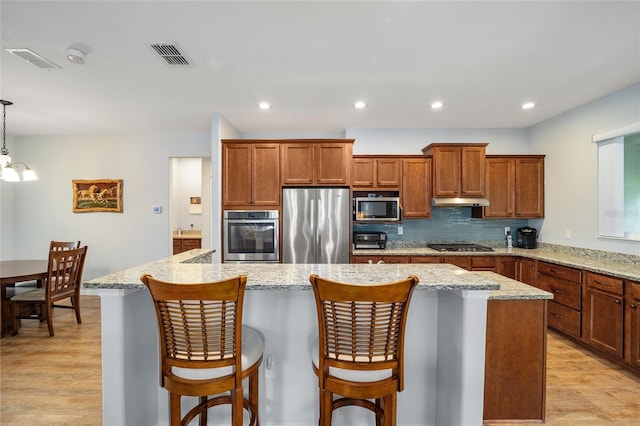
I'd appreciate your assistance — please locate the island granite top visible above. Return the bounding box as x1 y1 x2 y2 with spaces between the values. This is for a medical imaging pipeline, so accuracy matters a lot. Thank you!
84 249 501 292
83 250 556 300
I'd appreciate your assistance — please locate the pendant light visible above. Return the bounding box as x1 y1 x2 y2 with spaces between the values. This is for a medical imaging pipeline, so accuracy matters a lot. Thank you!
0 100 38 182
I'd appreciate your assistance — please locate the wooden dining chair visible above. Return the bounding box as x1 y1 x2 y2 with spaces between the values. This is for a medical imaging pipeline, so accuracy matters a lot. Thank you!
309 273 419 426
9 240 81 293
11 245 88 337
141 274 263 426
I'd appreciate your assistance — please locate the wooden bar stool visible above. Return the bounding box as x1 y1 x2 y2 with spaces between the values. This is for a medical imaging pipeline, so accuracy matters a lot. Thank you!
141 274 263 426
309 273 419 426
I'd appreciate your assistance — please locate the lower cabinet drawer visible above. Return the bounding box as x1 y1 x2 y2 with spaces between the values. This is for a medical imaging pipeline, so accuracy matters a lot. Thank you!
537 275 581 310
548 300 581 338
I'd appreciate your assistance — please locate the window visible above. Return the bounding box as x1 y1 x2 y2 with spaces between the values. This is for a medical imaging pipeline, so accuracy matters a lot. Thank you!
595 123 640 240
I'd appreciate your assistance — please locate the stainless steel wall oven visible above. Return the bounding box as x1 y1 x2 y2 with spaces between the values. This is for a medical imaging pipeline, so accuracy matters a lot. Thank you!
223 210 279 263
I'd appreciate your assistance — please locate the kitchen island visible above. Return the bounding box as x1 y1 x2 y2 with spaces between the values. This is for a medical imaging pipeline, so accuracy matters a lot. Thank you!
84 250 535 426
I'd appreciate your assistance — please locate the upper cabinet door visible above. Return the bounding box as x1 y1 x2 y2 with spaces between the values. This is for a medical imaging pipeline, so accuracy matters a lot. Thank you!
460 146 486 197
483 157 516 218
515 157 544 218
401 157 431 218
222 143 252 206
315 143 351 185
431 145 461 197
251 144 281 205
352 157 375 187
280 144 315 185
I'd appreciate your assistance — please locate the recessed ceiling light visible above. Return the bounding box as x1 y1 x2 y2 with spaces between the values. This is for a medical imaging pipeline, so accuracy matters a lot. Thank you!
521 102 536 110
430 101 444 109
354 101 366 109
258 102 271 110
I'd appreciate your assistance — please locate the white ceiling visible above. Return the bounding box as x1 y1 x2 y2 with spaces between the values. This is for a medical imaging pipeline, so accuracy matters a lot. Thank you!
1 1 639 136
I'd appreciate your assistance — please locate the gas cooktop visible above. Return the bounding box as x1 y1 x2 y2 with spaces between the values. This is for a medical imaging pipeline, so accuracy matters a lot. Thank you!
427 243 494 252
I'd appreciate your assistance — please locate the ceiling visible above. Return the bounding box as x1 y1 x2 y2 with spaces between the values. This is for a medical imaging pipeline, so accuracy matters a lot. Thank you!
1 1 639 136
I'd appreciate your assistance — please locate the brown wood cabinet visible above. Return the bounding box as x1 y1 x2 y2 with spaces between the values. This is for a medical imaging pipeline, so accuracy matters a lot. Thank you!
583 272 624 358
497 256 517 279
422 143 487 198
484 298 547 423
222 141 280 207
628 282 640 368
516 258 536 286
474 156 545 218
281 140 353 186
352 156 401 189
401 157 431 218
537 261 582 339
409 256 441 264
173 238 201 255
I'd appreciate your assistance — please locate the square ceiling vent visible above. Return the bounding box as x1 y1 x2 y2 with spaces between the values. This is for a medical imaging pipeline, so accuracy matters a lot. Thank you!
148 43 192 66
4 48 61 69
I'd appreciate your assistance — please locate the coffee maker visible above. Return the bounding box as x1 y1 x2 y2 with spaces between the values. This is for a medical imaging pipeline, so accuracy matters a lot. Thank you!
516 227 537 249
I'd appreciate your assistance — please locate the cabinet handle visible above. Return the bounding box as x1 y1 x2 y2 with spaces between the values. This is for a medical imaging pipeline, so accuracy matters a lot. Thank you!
594 280 612 287
549 268 563 276
615 299 621 304
631 304 637 309
551 313 562 319
551 287 564 295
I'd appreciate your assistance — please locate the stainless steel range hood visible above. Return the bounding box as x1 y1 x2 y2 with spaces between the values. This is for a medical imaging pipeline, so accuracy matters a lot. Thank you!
431 197 490 207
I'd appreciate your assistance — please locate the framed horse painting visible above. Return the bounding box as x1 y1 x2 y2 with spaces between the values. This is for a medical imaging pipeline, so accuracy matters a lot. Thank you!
72 179 123 213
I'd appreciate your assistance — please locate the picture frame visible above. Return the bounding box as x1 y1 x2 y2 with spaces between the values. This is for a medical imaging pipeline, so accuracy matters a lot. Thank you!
72 179 123 213
189 196 202 214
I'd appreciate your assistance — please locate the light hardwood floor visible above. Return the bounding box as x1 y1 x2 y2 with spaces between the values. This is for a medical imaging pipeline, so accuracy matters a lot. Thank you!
1 296 639 425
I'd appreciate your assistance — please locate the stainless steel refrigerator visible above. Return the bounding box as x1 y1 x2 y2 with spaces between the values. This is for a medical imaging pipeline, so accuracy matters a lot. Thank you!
282 187 350 264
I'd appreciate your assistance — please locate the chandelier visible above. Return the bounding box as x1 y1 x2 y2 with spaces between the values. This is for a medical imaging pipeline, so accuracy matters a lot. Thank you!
0 100 38 182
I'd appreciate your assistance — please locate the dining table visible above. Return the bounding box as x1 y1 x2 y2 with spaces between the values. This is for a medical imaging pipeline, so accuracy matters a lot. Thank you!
0 260 48 337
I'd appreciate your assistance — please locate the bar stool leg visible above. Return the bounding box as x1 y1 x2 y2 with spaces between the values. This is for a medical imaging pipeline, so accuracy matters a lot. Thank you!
232 388 243 425
383 393 397 426
198 396 207 426
320 389 333 426
169 393 181 426
249 370 260 425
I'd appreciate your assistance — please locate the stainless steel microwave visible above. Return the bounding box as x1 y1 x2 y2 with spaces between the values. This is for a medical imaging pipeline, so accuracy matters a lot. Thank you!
353 197 401 222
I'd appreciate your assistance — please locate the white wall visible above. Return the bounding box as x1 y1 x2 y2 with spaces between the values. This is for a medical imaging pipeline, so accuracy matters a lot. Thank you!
0 133 210 280
346 128 530 155
528 83 640 255
170 157 204 232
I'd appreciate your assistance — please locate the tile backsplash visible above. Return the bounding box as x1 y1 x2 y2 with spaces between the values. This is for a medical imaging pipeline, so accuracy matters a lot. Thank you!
353 207 529 243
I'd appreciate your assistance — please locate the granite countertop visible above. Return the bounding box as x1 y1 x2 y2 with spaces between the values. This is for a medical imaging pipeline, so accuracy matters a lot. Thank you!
478 272 552 300
353 244 640 282
172 230 202 239
84 249 500 292
83 249 556 300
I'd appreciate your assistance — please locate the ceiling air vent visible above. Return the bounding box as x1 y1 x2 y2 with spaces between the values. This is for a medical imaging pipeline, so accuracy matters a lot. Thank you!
4 48 61 69
149 43 192 66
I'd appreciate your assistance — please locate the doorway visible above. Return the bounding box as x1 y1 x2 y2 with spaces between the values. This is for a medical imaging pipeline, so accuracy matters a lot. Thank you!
169 157 211 254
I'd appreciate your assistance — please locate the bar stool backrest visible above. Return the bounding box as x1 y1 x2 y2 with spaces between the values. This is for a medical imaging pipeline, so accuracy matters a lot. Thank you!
310 274 419 391
141 274 247 385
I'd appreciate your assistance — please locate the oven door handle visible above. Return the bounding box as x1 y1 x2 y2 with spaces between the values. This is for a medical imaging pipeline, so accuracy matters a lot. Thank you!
224 219 277 224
